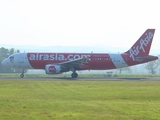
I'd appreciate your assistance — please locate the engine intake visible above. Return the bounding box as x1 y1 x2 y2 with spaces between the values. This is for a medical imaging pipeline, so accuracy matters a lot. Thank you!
45 65 61 74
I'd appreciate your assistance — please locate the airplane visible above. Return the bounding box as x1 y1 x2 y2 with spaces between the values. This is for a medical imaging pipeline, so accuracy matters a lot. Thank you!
1 29 158 78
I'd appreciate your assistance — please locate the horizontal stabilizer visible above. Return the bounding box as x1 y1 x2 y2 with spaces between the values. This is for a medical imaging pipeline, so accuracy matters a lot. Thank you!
135 55 157 62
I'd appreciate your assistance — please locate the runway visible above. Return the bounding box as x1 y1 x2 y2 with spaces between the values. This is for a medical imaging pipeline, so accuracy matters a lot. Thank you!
0 76 160 81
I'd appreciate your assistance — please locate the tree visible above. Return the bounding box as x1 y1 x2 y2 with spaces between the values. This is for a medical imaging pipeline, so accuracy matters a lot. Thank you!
0 47 21 73
145 55 160 74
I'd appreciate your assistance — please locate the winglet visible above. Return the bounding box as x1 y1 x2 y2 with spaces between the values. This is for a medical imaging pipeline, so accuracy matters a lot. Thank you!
124 29 155 61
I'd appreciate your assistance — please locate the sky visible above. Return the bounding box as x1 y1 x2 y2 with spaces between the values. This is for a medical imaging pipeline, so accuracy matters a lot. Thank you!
0 0 160 53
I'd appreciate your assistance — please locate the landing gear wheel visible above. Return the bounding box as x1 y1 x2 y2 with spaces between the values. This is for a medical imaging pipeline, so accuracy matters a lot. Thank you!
20 74 24 78
20 69 25 78
71 72 78 78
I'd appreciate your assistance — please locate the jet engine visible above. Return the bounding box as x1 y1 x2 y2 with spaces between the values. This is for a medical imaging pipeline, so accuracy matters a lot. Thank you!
45 64 62 74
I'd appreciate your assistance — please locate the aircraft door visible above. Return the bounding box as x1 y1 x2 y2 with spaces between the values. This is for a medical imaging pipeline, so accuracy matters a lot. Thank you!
19 53 24 63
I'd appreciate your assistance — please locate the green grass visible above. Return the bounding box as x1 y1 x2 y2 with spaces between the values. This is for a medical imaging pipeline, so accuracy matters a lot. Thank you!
1 73 160 78
0 79 160 120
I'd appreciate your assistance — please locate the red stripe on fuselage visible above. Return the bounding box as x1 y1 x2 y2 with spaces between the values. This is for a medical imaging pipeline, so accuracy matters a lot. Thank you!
27 53 117 70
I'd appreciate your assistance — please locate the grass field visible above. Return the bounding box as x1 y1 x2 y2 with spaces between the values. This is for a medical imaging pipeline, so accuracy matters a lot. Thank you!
1 73 160 78
0 79 160 120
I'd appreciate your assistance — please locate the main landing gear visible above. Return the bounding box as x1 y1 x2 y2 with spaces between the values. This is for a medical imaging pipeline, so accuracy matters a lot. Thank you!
71 72 78 78
70 68 78 78
20 69 25 78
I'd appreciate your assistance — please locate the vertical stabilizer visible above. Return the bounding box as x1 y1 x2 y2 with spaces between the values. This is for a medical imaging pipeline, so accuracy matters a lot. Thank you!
124 29 155 61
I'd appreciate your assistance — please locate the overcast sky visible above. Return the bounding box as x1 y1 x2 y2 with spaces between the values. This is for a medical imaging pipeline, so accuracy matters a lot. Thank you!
0 0 160 51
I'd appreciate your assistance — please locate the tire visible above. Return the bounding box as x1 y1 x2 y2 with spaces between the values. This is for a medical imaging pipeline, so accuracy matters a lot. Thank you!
71 73 78 78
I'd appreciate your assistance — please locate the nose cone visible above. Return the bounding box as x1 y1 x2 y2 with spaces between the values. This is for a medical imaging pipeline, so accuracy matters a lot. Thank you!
1 59 7 66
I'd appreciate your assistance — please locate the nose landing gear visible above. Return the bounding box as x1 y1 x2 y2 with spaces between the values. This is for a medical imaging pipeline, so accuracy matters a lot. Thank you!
20 74 24 78
20 69 25 78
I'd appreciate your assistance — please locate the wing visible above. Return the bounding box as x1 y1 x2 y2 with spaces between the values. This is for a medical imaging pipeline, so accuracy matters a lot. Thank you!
56 57 89 71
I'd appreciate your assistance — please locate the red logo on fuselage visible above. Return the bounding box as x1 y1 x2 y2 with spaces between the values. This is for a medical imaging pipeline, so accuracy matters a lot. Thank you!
49 66 56 73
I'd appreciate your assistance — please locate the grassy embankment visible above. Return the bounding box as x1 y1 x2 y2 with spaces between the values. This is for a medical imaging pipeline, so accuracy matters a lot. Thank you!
0 79 160 120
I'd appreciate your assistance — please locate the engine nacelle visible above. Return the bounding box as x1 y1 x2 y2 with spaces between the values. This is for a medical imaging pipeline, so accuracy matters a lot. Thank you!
45 64 62 74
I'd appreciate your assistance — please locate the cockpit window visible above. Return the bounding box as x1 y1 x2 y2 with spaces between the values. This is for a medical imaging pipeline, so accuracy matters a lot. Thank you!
9 56 14 59
9 56 14 63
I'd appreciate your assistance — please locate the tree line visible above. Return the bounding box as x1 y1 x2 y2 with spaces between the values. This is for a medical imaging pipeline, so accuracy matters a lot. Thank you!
0 47 21 73
145 56 160 74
